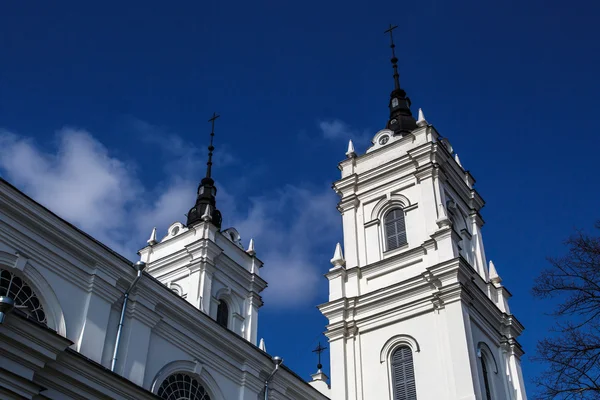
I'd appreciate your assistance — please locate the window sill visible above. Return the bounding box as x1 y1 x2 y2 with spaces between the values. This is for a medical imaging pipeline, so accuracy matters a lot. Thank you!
383 242 409 257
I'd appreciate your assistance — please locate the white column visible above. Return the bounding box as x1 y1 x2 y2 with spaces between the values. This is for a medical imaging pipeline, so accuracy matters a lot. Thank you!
200 265 214 315
443 302 477 400
76 291 112 363
342 206 359 269
329 336 348 400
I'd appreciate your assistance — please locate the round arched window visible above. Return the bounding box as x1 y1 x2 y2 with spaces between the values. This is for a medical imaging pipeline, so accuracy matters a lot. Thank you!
0 268 46 325
157 373 211 400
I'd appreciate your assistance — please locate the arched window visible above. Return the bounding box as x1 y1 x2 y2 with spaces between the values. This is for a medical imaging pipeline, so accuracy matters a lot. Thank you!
481 355 492 400
391 346 417 400
385 208 407 251
216 300 228 328
157 372 211 400
0 268 47 325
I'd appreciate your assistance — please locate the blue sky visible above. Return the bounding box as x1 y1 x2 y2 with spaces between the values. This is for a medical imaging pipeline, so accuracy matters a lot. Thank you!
1 0 599 392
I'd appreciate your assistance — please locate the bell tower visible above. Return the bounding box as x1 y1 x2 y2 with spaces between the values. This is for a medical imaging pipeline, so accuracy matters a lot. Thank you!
319 28 528 400
138 114 266 345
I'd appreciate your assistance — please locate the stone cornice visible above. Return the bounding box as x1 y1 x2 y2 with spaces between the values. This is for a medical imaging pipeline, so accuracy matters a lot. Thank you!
0 313 72 369
321 258 526 352
38 348 161 399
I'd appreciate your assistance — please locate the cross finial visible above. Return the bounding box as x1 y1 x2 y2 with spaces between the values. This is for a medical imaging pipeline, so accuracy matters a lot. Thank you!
206 112 220 179
384 24 400 90
312 342 327 370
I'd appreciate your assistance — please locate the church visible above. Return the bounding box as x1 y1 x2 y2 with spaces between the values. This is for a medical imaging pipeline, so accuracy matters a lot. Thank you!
0 28 527 400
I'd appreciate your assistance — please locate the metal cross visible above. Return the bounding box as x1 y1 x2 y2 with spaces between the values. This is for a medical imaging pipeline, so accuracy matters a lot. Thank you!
205 112 220 178
384 24 398 55
208 112 220 144
312 342 327 370
384 24 400 90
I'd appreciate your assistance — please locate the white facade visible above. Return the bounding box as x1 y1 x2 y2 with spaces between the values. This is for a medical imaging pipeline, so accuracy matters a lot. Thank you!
317 120 528 399
0 178 328 400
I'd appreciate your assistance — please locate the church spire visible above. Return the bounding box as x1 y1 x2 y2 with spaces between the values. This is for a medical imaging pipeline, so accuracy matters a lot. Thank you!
383 24 417 135
186 113 223 228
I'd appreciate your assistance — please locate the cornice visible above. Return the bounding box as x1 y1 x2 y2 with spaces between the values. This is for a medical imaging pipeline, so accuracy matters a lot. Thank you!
0 181 137 279
0 313 73 370
40 349 161 399
336 194 360 213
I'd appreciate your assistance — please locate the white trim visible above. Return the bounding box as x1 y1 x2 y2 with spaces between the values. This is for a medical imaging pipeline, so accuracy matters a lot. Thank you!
0 251 67 337
370 194 412 221
381 336 419 400
150 359 225 400
380 334 420 363
477 341 499 374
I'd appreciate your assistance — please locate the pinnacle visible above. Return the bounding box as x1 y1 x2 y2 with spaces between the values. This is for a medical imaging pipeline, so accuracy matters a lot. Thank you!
330 242 346 268
488 260 502 284
147 227 158 246
202 204 212 222
247 238 256 256
454 153 463 168
416 108 428 127
346 140 356 158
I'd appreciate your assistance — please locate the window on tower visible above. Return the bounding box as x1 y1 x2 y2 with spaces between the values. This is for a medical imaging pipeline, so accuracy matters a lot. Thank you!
384 208 407 251
392 98 399 107
216 300 229 328
481 355 493 400
391 346 417 400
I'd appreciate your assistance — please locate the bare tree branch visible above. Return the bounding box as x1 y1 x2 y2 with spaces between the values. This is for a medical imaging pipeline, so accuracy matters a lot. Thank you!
532 222 600 399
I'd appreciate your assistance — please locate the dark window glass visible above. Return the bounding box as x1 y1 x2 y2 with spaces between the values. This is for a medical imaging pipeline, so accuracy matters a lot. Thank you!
216 300 229 328
481 356 492 400
157 373 211 400
0 269 47 325
385 209 407 251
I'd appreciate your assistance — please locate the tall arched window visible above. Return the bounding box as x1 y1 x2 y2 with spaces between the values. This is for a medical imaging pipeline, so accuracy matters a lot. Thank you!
391 346 416 400
0 268 47 325
216 300 228 328
385 208 407 251
157 372 211 400
481 355 492 400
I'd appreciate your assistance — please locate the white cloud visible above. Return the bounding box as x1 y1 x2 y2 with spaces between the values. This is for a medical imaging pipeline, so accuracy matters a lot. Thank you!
0 128 142 253
0 123 339 308
319 119 349 139
230 185 339 307
318 118 373 151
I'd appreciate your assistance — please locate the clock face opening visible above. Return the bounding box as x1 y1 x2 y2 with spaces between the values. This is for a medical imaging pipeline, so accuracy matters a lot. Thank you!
379 135 389 145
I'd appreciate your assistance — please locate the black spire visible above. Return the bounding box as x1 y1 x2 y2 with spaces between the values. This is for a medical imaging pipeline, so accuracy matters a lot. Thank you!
186 112 223 228
384 24 417 135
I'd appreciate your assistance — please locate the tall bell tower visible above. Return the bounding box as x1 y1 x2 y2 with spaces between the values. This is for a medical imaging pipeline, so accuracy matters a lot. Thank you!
319 27 528 400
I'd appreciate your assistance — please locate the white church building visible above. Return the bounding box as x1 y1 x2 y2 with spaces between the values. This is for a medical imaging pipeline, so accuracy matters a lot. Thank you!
0 31 527 400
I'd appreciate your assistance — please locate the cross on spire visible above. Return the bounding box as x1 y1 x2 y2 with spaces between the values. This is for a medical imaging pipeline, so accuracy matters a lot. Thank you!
312 342 327 370
206 112 220 179
384 24 400 90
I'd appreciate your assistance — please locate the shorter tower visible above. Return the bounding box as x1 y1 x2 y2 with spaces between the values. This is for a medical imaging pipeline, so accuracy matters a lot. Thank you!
319 29 527 400
138 115 266 344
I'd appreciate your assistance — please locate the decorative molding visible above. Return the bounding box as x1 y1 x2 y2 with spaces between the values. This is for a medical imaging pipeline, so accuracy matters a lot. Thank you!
477 341 499 374
380 334 421 363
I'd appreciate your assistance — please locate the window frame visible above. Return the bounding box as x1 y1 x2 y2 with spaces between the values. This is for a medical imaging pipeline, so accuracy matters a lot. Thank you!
383 208 408 252
216 299 229 329
390 345 417 400
156 372 212 400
